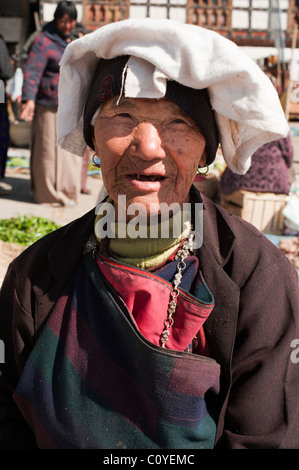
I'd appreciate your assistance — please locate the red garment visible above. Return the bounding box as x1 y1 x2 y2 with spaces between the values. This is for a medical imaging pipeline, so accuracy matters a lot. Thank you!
96 252 214 352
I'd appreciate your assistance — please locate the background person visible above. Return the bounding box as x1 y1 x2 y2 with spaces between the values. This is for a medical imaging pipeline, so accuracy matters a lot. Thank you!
219 135 294 196
0 33 13 195
20 1 82 206
7 53 24 122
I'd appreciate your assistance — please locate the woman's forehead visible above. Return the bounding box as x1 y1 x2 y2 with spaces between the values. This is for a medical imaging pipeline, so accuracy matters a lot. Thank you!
102 96 189 115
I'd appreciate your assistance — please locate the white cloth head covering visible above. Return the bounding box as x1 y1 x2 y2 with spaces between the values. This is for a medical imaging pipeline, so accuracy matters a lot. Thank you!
57 18 289 174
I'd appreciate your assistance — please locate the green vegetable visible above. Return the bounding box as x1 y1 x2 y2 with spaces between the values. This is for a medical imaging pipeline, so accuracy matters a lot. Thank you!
0 215 61 246
7 157 30 168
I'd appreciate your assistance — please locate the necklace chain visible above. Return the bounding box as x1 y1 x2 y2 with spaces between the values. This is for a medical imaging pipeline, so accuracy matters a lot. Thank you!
160 233 194 348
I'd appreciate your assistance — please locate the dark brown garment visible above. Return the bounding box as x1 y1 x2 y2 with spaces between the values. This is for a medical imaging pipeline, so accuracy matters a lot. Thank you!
0 187 298 448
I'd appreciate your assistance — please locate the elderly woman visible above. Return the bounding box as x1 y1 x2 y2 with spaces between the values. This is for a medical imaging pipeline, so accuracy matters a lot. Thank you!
0 19 298 450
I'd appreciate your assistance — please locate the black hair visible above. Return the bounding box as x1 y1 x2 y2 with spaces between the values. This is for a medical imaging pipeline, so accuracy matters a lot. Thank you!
54 1 78 20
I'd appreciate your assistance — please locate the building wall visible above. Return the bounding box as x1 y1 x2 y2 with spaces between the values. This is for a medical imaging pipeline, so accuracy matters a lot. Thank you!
39 0 83 23
37 0 299 47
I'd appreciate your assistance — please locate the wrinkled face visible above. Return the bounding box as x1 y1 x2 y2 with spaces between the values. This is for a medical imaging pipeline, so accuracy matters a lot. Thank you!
56 14 76 36
93 96 206 219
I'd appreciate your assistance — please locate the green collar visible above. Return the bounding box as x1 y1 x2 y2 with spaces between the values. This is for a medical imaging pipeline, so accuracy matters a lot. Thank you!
94 199 192 269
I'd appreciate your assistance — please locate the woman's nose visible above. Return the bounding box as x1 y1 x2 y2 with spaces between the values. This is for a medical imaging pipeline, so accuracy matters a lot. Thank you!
130 122 165 160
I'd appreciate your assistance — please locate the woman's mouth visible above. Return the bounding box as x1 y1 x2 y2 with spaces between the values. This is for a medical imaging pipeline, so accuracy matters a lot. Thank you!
125 173 167 192
129 174 165 182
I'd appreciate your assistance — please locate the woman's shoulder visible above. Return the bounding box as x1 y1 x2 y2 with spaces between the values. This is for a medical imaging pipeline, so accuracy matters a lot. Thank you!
9 209 95 281
30 22 65 50
201 194 295 275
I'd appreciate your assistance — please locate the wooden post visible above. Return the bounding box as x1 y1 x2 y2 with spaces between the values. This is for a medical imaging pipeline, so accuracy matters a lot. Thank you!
285 22 298 121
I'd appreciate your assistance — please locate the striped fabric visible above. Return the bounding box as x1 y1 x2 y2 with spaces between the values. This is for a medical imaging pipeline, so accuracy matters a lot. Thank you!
13 252 220 449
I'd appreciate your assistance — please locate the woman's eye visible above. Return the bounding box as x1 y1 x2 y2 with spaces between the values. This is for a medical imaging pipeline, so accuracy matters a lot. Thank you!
165 118 190 128
172 119 187 124
113 112 135 127
117 113 133 119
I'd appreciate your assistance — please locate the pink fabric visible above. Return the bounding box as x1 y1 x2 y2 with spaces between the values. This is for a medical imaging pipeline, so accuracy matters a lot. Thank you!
96 253 214 352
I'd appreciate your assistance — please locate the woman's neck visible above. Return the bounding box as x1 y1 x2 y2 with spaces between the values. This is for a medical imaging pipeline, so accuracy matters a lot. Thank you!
94 198 192 269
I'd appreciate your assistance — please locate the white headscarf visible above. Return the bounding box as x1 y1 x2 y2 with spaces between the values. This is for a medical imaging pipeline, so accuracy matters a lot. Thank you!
57 18 289 174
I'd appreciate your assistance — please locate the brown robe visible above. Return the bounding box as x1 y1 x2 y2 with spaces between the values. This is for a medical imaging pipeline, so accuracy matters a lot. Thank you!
0 188 298 448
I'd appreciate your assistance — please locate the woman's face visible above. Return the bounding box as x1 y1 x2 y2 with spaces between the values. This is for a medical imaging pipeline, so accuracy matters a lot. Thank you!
93 96 206 218
56 14 76 36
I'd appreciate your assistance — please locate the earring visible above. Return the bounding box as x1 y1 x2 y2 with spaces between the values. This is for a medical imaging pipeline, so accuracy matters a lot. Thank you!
196 165 209 176
92 153 101 168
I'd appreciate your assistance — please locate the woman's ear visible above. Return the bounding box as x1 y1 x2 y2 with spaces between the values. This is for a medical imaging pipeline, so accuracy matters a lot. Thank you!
92 131 97 153
198 147 208 168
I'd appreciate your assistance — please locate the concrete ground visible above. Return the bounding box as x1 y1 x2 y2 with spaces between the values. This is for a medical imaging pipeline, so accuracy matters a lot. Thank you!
0 152 106 284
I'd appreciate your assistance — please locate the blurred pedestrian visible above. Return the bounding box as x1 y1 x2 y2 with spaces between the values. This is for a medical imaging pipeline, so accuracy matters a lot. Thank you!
0 33 13 195
7 54 24 121
20 1 82 206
